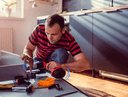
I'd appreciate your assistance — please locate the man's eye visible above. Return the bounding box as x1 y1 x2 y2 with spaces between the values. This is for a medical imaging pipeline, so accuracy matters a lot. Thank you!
53 33 57 35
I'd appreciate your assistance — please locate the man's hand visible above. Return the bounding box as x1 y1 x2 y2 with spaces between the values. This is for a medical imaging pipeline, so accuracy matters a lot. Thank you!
20 54 33 71
46 61 61 71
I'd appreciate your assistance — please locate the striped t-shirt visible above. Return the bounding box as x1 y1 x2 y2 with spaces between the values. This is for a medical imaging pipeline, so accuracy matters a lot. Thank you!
29 24 82 60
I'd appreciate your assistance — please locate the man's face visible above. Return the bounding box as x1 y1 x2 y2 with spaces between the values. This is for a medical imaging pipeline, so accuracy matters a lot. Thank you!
45 23 65 44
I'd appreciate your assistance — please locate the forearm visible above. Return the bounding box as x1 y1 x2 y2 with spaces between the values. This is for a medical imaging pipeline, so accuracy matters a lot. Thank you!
23 48 33 58
61 60 90 72
22 41 36 59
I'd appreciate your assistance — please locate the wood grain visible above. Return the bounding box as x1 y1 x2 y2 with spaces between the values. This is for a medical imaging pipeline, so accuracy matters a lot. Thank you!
65 70 128 97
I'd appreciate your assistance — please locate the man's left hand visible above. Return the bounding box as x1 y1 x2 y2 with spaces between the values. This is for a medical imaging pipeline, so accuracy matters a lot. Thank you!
46 61 61 71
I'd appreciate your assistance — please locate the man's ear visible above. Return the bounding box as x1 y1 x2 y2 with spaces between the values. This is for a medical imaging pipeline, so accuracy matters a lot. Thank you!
62 28 65 34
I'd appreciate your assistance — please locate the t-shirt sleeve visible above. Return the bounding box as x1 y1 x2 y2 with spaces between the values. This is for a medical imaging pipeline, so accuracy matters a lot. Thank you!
69 39 82 57
29 25 39 45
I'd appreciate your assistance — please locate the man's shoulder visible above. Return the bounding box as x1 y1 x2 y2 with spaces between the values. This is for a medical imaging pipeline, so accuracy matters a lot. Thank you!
35 23 45 30
38 23 45 26
38 23 45 29
63 30 74 41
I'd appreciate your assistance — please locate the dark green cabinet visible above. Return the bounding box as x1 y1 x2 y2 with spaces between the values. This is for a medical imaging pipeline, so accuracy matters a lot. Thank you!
69 14 93 68
92 9 128 75
113 0 128 6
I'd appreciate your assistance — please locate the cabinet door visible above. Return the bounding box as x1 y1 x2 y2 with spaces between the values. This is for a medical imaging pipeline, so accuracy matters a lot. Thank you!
93 9 128 75
69 14 93 68
91 0 111 9
91 0 128 9
63 0 91 12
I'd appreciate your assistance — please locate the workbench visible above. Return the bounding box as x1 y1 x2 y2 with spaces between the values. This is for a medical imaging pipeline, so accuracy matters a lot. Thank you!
0 50 88 97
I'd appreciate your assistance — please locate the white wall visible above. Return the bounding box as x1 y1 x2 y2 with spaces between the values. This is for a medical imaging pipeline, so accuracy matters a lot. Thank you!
0 0 62 55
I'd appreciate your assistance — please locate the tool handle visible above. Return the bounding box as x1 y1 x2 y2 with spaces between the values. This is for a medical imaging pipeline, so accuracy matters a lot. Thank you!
0 87 12 90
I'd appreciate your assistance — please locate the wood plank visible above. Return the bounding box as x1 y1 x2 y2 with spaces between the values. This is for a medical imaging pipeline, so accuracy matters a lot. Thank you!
65 70 128 97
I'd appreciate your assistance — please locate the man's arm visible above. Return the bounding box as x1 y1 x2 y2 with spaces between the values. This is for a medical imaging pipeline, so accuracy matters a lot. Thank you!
61 53 90 72
20 41 36 67
46 53 90 72
23 41 36 58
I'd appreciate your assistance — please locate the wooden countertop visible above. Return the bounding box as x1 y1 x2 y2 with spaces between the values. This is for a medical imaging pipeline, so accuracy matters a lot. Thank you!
37 4 128 20
65 70 128 97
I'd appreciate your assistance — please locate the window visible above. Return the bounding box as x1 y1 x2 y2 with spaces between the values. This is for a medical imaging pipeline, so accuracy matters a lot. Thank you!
0 0 24 18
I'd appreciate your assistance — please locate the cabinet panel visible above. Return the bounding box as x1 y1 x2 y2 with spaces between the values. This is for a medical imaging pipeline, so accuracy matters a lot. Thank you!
93 9 128 75
70 14 93 68
113 0 128 6
91 0 128 9
62 0 91 12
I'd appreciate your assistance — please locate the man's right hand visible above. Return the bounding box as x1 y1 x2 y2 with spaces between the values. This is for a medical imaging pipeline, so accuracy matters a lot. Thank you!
20 54 33 71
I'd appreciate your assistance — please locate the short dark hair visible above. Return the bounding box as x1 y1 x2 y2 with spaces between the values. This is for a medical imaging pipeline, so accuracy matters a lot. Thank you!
45 14 64 31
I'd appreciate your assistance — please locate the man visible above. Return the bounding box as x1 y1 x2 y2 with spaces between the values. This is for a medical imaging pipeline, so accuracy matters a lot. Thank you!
20 14 90 72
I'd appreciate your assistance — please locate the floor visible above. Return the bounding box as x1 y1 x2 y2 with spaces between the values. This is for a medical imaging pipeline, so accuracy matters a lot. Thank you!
66 70 128 97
